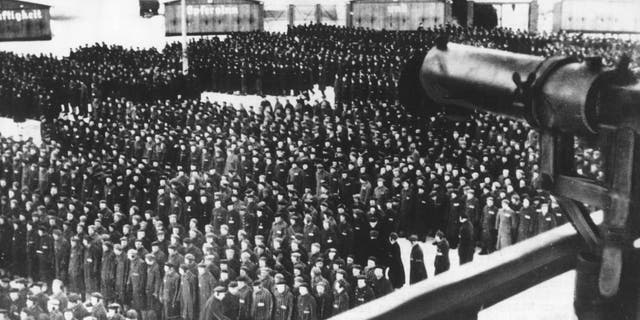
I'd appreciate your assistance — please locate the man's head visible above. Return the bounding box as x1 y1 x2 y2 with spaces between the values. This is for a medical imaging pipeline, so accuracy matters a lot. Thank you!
127 249 137 261
374 266 384 279
197 263 208 276
90 292 103 306
357 276 367 288
106 303 119 317
275 280 286 294
299 283 309 296
214 286 227 300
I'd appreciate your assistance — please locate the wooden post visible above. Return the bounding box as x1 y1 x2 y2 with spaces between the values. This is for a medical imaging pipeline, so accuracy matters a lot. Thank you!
258 3 264 31
180 0 188 75
288 4 294 26
466 0 474 27
444 0 452 25
528 0 539 32
315 4 322 24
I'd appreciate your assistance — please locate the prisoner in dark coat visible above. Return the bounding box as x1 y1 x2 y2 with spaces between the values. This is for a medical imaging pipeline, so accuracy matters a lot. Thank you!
464 191 481 241
414 187 430 239
83 237 102 296
428 191 447 236
372 267 393 298
114 245 129 305
34 226 53 283
89 293 107 320
272 280 294 320
331 280 349 317
535 203 557 235
179 263 198 320
235 277 253 320
69 294 90 320
433 231 450 275
446 191 463 249
68 237 85 294
480 197 497 255
458 214 475 265
199 287 231 320
53 230 70 284
251 281 274 320
0 217 12 269
515 198 536 242
156 189 171 222
127 249 147 312
495 200 516 250
162 263 181 320
385 233 405 289
399 182 415 234
10 221 27 277
353 276 375 307
314 282 333 320
222 288 240 320
198 263 217 315
409 235 427 284
26 224 39 280
144 254 162 318
100 242 117 302
296 283 317 320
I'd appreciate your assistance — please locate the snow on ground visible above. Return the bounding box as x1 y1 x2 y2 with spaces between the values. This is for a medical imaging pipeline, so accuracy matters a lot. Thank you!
0 117 42 145
201 85 335 109
0 1 577 318
481 271 577 320
393 236 576 320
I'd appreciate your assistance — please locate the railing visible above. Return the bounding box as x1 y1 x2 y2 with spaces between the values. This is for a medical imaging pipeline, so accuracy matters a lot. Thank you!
329 212 603 320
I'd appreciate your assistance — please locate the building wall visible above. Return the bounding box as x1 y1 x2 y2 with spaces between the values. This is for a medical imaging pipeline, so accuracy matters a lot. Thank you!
0 1 51 40
165 1 263 35
493 3 530 31
350 0 448 31
553 0 640 33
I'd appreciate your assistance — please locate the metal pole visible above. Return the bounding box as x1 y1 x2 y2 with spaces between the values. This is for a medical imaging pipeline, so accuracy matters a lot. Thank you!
181 0 188 75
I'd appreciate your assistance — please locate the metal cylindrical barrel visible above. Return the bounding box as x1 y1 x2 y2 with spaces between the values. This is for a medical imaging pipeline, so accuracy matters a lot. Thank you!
418 43 544 120
401 42 626 136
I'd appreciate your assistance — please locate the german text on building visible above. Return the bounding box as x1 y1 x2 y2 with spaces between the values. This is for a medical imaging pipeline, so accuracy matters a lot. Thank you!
0 9 44 22
186 5 239 16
